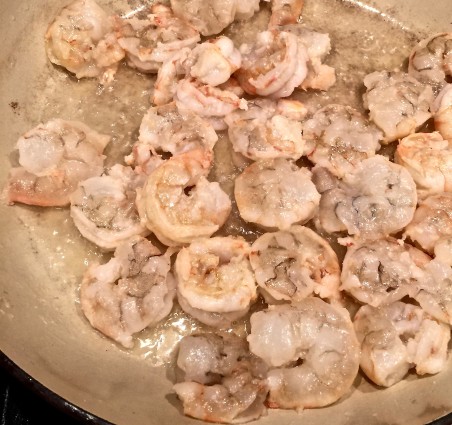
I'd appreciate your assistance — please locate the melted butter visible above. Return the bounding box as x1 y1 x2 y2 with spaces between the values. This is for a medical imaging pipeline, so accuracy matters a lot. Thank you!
15 0 421 365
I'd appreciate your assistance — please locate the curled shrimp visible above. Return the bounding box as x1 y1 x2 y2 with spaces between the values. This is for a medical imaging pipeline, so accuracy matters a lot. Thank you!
281 24 336 91
70 165 148 251
80 236 176 348
115 4 200 73
247 297 360 409
6 119 110 207
175 237 257 327
136 149 231 246
249 225 341 303
412 258 452 326
45 0 124 83
153 36 242 105
408 33 452 91
224 98 307 161
405 193 452 254
340 237 430 307
433 83 452 141
234 158 320 230
125 102 218 170
318 155 417 237
174 332 268 423
175 78 247 130
395 132 452 199
354 301 450 387
236 30 308 98
363 71 434 143
303 104 382 178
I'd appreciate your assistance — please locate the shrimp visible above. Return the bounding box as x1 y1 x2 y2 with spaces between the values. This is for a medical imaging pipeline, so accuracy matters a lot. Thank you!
363 71 434 143
175 78 247 130
114 4 200 73
408 33 452 91
80 236 176 348
170 0 237 36
224 98 307 161
412 258 452 326
153 36 241 105
404 193 452 254
354 302 450 387
174 332 268 423
175 237 257 327
45 0 124 83
234 158 320 230
433 83 452 141
247 297 360 409
70 165 148 251
125 102 218 171
318 155 417 237
303 104 382 178
6 119 110 207
281 25 336 91
340 237 430 307
395 132 452 200
269 0 303 27
136 149 232 246
236 30 308 98
249 225 341 303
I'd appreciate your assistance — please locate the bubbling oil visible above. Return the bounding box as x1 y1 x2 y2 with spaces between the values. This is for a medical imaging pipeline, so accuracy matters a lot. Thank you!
17 0 420 363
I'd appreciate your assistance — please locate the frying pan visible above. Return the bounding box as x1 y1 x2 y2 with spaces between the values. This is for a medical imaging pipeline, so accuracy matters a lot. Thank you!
1 0 452 424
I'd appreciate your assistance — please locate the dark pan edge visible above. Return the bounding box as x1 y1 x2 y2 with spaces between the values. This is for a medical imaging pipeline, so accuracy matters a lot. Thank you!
0 351 113 425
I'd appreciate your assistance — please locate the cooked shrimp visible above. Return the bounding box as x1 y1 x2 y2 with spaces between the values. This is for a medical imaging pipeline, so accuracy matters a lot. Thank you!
152 47 191 106
70 165 148 251
224 98 307 161
175 78 247 130
115 4 200 73
45 0 124 83
235 158 320 230
80 236 176 348
433 83 452 141
405 193 452 254
170 0 237 36
247 297 360 409
281 25 336 91
136 149 232 246
412 258 452 325
236 30 308 98
175 237 257 326
249 225 341 303
6 119 109 207
188 36 242 86
125 102 218 170
363 71 434 143
354 302 450 387
303 104 382 177
408 33 452 91
318 155 417 237
174 332 268 423
269 0 303 27
153 36 241 105
340 237 430 307
395 132 452 199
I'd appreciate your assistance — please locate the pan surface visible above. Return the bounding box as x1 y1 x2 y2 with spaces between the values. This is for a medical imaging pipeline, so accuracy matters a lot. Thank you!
1 1 452 424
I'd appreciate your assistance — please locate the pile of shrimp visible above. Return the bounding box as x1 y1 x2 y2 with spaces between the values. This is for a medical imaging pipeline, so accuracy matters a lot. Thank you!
5 0 452 422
